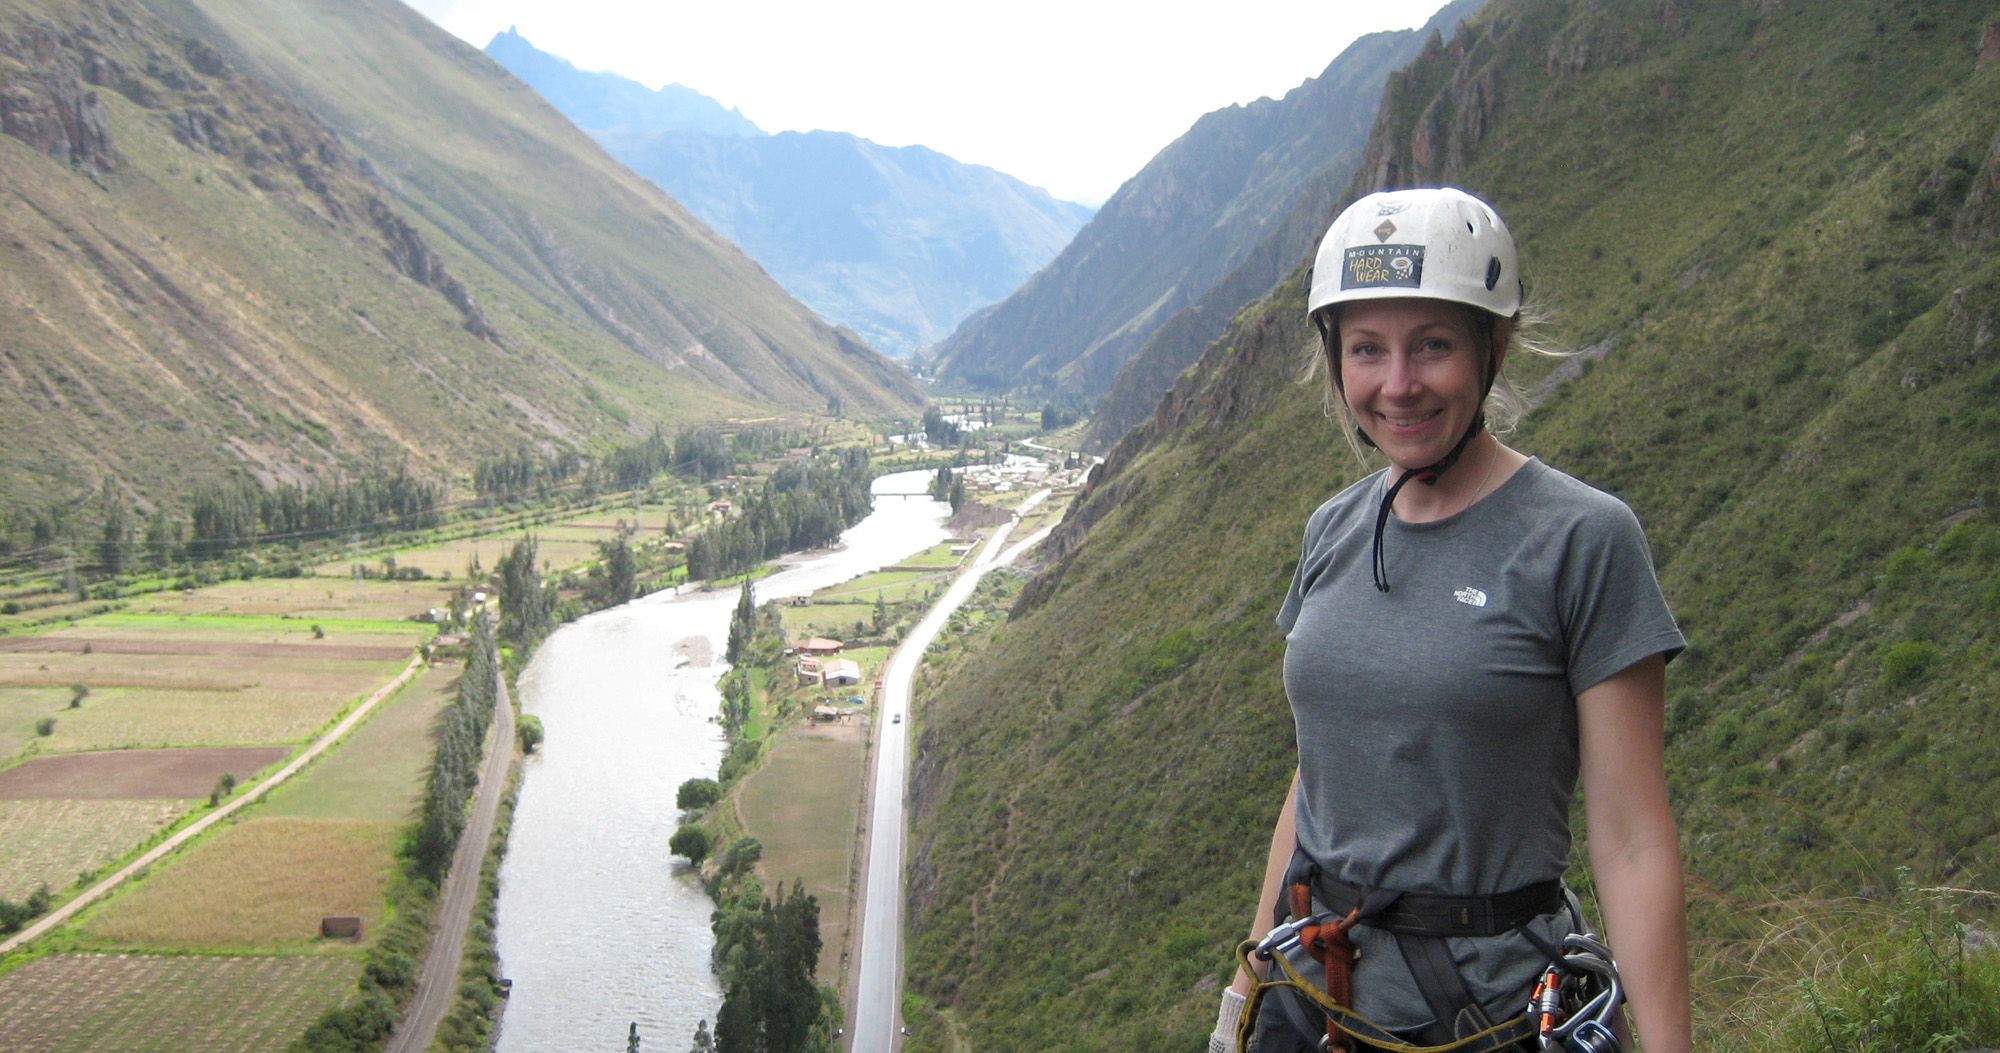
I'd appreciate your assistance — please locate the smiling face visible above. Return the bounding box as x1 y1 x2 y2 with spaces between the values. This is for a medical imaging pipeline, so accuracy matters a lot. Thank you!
1334 297 1503 474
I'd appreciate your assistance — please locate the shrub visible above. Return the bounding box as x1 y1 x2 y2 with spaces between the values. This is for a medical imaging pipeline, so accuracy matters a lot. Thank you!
723 837 762 876
1878 641 1941 691
34 717 55 736
516 713 543 754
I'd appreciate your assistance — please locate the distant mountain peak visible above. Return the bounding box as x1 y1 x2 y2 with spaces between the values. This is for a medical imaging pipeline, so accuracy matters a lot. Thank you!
484 27 763 139
488 32 1092 360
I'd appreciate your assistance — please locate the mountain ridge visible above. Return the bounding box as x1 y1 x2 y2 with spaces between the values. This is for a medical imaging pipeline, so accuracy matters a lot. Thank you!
484 29 1093 359
0 0 917 517
925 0 1482 411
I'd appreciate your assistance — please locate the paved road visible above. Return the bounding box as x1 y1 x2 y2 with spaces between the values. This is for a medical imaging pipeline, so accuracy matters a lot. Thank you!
386 652 516 1053
0 653 426 959
848 490 1050 1051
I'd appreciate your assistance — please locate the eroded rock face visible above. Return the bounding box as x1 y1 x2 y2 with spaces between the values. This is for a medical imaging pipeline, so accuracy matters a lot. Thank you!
0 70 117 172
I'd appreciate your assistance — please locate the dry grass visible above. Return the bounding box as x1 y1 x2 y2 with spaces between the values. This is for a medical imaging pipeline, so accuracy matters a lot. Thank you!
0 626 412 751
22 682 383 751
0 798 189 900
735 721 867 980
0 952 360 1053
80 816 401 952
1687 884 2000 1051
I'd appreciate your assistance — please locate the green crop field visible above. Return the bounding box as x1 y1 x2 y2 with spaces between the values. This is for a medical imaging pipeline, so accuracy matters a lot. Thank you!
79 816 401 952
812 569 949 604
0 798 188 900
0 952 361 1053
0 687 66 765
259 665 449 821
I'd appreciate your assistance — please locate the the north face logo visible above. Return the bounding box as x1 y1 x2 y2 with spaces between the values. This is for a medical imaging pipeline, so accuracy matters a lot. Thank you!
1453 587 1488 608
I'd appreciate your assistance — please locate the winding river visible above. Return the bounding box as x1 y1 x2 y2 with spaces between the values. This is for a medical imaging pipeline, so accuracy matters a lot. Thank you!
494 470 950 1052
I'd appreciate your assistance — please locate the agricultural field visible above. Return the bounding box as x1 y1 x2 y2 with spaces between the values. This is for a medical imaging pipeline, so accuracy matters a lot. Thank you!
812 567 951 605
0 952 360 1053
0 798 185 901
258 663 451 821
734 719 867 981
127 576 460 624
0 615 422 754
1009 492 1072 539
69 665 450 953
78 816 402 952
312 498 686 581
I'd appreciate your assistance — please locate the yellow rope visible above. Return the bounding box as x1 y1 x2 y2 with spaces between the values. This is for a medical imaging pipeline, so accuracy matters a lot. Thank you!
1231 940 1535 1053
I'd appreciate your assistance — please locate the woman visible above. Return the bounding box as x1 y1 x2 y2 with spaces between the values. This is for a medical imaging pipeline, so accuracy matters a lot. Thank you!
1208 188 1692 1053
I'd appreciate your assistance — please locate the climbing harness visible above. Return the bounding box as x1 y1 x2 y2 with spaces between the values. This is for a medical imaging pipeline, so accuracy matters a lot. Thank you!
1231 857 1623 1053
1527 934 1624 1053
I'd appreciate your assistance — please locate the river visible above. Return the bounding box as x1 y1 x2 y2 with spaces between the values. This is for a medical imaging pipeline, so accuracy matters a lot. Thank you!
493 470 950 1053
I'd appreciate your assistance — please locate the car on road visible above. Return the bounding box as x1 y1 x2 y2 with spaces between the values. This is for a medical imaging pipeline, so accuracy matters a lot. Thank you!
893 713 902 723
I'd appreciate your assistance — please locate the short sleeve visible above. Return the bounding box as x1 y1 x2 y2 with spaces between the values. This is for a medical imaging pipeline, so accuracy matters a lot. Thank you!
1556 499 1686 695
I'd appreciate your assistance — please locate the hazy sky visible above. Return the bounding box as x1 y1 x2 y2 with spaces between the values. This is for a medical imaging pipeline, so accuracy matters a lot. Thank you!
405 0 1452 205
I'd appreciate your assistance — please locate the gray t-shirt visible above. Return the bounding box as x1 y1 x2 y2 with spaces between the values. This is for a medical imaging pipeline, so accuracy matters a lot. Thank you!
1276 457 1684 1032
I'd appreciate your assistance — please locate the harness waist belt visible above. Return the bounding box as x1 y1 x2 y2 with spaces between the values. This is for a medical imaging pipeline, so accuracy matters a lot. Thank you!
1310 875 1563 938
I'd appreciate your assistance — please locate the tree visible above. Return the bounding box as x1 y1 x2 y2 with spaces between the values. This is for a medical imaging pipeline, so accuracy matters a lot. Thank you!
670 824 710 866
713 880 824 1053
209 771 237 807
516 713 544 754
97 502 130 576
726 580 756 665
677 778 722 810
69 684 89 709
592 534 637 608
873 592 888 635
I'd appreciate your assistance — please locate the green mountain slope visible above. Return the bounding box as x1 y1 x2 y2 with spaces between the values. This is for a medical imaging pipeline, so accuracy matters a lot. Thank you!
0 0 917 516
904 1 2000 1048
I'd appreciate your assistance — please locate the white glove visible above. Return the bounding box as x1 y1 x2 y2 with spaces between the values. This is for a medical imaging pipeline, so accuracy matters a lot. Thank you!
1206 987 1247 1053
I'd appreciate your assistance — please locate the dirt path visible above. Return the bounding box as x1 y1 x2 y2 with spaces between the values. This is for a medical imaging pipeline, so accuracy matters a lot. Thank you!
0 653 425 957
384 659 515 1053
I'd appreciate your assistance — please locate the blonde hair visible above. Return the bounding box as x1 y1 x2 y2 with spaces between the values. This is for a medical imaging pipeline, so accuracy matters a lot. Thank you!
1302 298 1568 464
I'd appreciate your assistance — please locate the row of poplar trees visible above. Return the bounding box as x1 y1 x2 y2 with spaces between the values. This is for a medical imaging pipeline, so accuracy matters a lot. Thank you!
412 614 498 882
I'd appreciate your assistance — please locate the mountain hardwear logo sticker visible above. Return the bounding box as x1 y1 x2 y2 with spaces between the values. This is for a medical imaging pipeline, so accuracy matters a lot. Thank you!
1453 587 1488 608
1343 245 1424 290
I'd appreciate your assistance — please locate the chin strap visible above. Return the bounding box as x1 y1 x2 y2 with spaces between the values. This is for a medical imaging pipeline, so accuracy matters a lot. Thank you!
1365 412 1483 593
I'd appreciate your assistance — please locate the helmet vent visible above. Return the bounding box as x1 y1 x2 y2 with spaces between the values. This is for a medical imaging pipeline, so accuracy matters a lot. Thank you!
1485 257 1502 291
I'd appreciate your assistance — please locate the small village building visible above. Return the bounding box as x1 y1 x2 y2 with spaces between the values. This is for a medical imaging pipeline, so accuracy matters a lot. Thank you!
822 658 861 686
795 637 844 656
811 704 845 722
795 657 823 685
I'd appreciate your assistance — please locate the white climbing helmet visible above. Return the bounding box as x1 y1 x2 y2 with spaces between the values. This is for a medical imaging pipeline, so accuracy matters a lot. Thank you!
1308 187 1523 322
